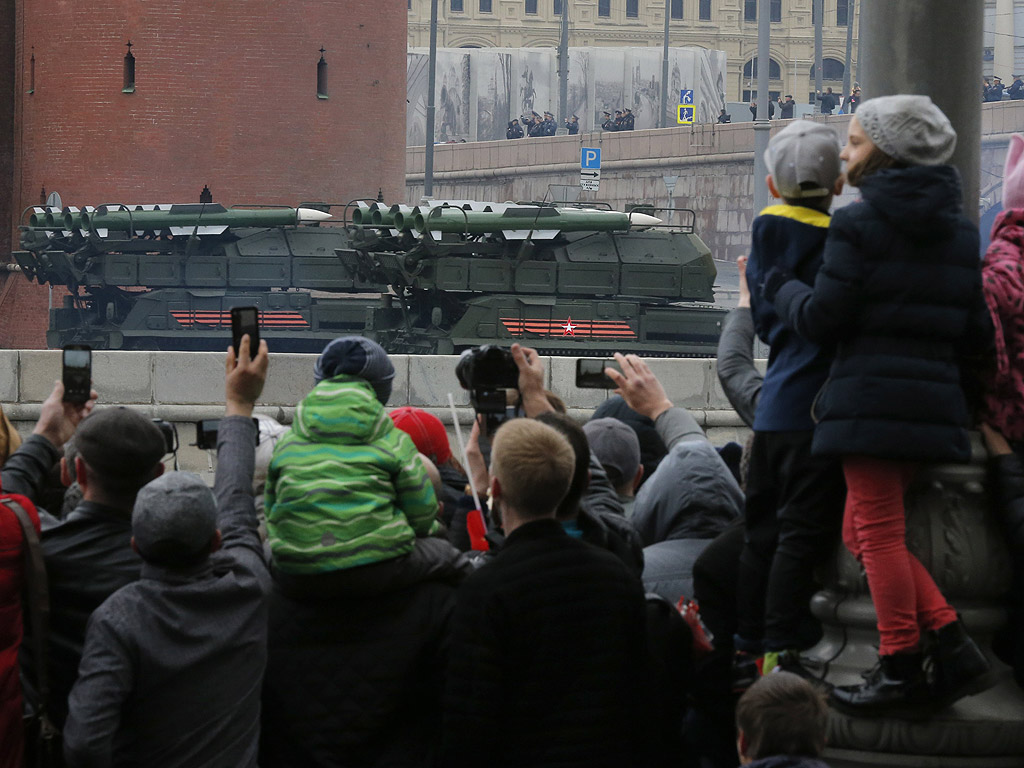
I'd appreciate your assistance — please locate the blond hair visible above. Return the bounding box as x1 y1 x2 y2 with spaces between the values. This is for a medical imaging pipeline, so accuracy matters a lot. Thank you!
490 419 575 518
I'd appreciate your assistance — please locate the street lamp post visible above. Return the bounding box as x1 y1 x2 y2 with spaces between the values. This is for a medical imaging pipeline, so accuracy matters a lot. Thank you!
661 0 671 129
753 0 772 214
424 0 439 199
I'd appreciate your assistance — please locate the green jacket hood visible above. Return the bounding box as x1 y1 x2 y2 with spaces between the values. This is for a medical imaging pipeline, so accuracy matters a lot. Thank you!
292 376 390 445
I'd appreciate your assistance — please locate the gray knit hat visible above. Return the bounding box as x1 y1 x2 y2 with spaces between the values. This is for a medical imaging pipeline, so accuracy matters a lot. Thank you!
133 471 217 567
583 417 641 489
313 336 395 404
855 95 956 166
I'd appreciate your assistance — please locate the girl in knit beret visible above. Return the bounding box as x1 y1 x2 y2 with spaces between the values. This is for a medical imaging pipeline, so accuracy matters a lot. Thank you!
765 95 994 717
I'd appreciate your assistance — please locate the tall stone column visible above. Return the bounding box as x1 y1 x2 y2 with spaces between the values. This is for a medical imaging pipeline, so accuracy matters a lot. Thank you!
807 448 1024 768
859 0 984 222
994 0 1015 88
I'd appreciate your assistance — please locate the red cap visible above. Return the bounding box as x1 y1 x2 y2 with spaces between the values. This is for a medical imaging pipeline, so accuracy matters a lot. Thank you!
388 407 452 464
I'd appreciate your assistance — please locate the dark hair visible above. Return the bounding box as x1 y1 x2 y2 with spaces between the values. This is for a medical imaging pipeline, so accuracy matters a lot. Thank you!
534 412 590 521
735 672 828 760
782 183 833 214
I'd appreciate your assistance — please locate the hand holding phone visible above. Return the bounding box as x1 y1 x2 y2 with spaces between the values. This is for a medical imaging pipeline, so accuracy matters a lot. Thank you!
62 345 92 404
575 358 622 389
230 307 260 361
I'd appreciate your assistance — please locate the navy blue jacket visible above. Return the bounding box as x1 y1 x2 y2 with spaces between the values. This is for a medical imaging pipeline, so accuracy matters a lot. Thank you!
747 204 834 432
772 166 990 462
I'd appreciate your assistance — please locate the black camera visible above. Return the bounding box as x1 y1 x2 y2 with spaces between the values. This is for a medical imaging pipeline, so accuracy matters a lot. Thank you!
456 345 520 433
152 419 179 455
195 418 262 450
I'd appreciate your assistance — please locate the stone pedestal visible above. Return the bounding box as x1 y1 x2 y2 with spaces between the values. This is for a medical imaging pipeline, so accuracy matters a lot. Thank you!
804 450 1024 766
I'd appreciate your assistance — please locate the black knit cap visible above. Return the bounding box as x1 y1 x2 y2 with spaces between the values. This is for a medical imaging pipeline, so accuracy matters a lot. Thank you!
75 407 167 479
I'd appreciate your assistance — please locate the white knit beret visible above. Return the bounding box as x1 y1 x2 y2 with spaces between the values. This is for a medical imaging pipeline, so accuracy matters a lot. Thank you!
855 95 957 166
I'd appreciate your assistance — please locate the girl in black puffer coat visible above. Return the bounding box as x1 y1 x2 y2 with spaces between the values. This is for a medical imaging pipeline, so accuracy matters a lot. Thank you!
766 95 994 717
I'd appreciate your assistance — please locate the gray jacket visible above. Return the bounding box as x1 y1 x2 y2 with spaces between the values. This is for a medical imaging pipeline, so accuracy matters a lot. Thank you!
716 307 762 428
63 417 270 768
631 409 744 546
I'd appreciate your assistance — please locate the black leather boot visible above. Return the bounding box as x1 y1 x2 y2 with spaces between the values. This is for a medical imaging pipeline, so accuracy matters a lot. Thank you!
927 618 993 708
829 652 930 719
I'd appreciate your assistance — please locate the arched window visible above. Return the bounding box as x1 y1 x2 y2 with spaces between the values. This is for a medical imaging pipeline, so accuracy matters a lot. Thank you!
810 58 845 80
743 57 781 80
317 48 328 99
123 41 136 94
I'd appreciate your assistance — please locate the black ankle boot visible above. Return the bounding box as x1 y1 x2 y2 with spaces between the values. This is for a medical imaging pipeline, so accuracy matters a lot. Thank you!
829 652 930 718
927 619 992 707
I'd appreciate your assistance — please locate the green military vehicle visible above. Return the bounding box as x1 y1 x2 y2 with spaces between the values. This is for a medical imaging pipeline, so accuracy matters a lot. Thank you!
14 199 725 356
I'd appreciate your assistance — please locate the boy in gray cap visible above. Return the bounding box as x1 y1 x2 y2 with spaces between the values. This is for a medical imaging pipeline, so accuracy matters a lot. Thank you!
736 120 847 683
64 335 272 767
266 335 440 574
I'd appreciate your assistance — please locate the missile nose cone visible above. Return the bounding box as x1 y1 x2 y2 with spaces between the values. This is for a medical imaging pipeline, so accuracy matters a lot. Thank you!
297 208 333 222
629 213 663 227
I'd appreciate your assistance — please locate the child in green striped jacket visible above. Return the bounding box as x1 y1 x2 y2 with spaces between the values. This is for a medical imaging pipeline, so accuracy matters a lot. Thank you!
265 337 440 574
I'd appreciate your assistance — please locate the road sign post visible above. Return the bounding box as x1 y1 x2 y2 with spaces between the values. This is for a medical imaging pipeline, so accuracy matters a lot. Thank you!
580 147 602 192
677 89 695 124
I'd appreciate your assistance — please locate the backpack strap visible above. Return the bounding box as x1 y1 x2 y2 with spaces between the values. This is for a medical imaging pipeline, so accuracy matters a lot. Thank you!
5 497 56 734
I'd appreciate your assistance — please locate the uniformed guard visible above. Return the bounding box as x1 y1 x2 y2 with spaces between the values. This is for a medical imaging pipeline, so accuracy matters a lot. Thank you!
621 107 635 131
566 115 580 135
542 111 557 136
601 111 617 131
506 119 524 139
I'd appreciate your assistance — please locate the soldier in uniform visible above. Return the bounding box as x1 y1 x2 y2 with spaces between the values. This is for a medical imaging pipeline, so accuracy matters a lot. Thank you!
566 115 580 135
542 111 557 136
601 111 617 131
621 107 635 131
506 119 524 139
527 112 545 137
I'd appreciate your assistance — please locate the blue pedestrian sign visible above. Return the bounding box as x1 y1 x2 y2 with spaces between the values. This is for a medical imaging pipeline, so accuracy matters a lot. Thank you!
680 89 694 105
677 105 695 124
581 147 602 170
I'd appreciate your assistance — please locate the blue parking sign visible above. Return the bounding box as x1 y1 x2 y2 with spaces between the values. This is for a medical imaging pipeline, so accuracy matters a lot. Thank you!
581 147 601 169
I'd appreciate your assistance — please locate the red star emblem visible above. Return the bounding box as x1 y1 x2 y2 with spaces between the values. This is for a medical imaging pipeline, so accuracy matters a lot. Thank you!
561 317 577 337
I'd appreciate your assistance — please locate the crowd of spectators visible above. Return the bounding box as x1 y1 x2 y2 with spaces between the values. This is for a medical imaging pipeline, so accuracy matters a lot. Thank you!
3 96 1024 768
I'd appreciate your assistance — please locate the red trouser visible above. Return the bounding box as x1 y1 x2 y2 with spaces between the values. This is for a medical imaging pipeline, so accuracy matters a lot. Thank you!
842 456 957 655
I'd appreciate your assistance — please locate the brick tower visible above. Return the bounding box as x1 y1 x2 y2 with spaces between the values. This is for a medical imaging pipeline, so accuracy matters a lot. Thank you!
1 0 407 347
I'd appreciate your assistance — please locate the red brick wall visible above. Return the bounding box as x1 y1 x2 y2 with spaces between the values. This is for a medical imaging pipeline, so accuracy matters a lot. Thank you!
4 0 407 348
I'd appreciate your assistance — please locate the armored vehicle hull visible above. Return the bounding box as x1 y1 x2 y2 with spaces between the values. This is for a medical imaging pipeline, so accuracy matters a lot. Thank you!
15 200 726 356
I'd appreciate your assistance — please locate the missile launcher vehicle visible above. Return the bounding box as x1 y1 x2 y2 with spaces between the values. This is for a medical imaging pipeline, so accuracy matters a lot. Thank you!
14 199 726 356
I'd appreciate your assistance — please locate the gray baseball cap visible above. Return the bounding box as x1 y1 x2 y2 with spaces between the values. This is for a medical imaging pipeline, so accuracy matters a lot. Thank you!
583 417 641 489
764 120 842 199
133 471 217 566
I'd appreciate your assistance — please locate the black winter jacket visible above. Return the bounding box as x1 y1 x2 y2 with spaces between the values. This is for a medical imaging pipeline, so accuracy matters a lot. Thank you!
442 518 646 768
990 451 1024 689
773 166 991 462
260 538 470 768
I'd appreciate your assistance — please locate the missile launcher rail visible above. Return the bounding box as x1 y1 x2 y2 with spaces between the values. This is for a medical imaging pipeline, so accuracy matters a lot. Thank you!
14 199 726 356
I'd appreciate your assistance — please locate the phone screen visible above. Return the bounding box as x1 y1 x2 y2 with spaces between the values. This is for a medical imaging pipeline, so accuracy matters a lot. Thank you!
575 358 622 389
231 307 260 359
62 345 92 404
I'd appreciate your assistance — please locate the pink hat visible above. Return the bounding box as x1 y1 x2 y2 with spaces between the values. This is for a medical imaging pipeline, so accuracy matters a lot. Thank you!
388 407 452 464
1004 134 1024 210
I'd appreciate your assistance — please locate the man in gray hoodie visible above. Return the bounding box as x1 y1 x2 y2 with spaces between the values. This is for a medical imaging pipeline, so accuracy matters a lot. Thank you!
605 354 744 603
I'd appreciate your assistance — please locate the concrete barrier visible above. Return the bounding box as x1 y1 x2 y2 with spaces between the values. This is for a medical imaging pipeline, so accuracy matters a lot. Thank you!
3 350 757 476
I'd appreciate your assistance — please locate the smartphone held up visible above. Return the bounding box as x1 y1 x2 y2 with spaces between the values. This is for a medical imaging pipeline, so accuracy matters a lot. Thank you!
230 306 260 360
62 345 92 403
575 358 622 389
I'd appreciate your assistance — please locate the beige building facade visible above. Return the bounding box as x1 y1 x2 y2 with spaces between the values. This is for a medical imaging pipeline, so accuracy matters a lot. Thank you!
407 0 861 105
